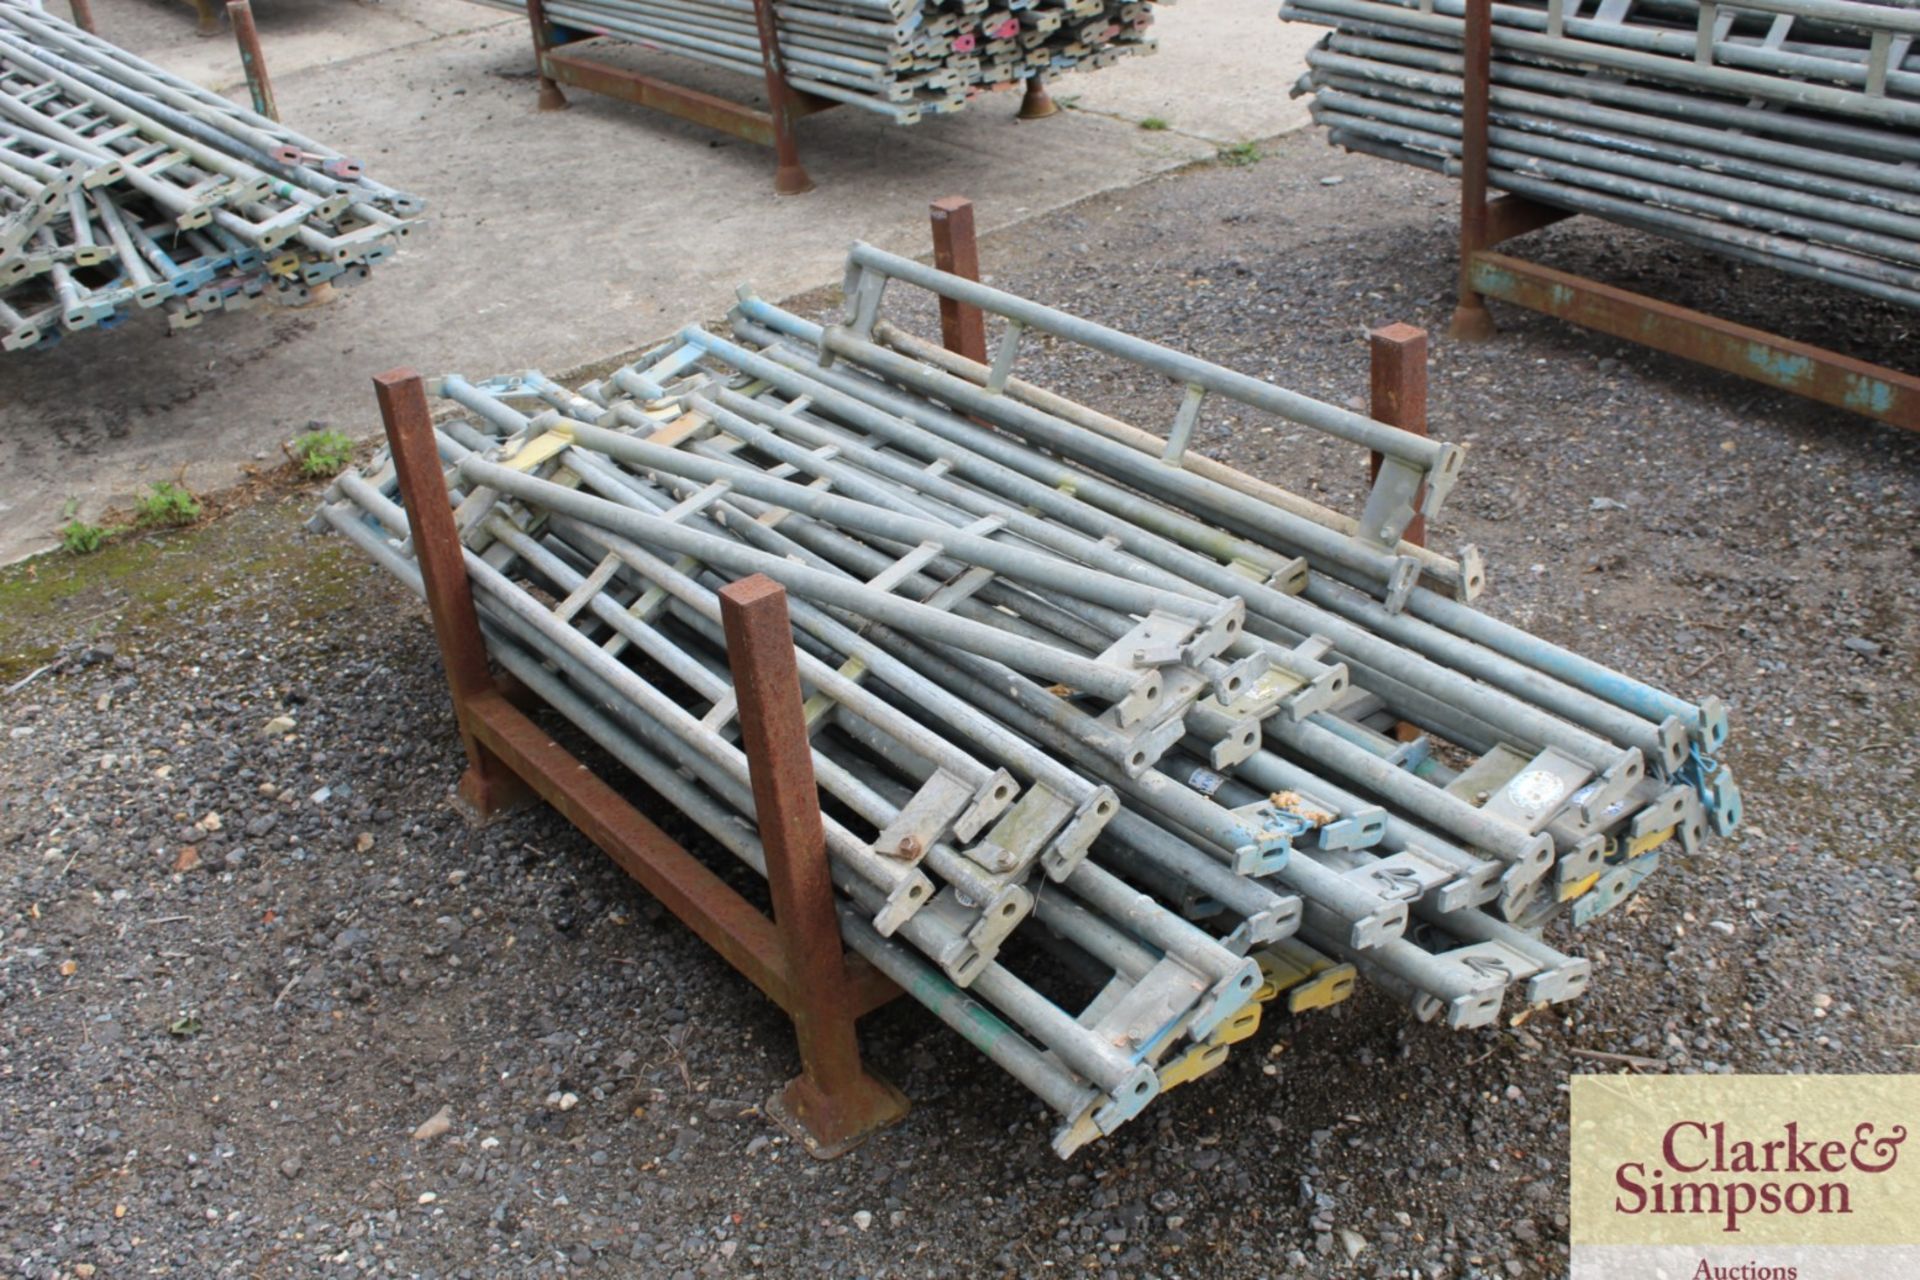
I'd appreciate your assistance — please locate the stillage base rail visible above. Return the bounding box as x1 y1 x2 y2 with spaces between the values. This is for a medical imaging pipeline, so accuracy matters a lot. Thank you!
526 0 837 195
1446 0 1920 433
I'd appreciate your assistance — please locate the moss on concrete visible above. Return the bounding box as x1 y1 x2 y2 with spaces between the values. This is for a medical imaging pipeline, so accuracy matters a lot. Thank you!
0 492 372 686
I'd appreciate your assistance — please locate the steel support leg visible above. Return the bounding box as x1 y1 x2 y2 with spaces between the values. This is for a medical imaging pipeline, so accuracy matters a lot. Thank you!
1019 75 1059 120
720 574 909 1156
1449 0 1496 342
374 369 532 819
751 0 814 195
67 0 96 33
528 0 571 112
1368 323 1429 549
226 1 277 122
930 196 987 364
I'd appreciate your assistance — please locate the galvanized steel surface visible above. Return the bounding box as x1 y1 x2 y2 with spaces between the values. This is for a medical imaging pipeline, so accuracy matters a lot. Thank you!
0 0 424 351
318 251 1737 1156
1282 0 1920 309
473 0 1158 121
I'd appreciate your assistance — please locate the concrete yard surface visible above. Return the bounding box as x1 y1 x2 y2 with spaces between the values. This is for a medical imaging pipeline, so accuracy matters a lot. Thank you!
0 0 1314 563
85 0 520 88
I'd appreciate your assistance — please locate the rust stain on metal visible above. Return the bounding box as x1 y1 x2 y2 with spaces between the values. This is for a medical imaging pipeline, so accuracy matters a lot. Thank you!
376 372 901 1154
1444 0 1914 432
930 196 989 364
1470 252 1920 432
721 574 908 1152
374 368 530 817
469 687 799 1009
1368 322 1429 549
226 1 278 122
543 44 778 145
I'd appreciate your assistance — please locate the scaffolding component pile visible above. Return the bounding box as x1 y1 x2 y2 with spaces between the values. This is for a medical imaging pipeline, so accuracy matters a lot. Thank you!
0 0 424 351
319 246 1738 1155
1281 0 1920 309
471 0 1158 122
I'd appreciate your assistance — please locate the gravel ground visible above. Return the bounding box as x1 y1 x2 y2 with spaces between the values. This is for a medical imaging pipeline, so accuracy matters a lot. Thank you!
3 129 1917 1280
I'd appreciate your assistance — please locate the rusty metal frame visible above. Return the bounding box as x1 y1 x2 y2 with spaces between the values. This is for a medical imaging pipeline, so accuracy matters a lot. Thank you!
525 0 835 195
373 367 907 1156
1447 0 1920 433
929 196 987 365
226 0 278 123
1368 322 1428 549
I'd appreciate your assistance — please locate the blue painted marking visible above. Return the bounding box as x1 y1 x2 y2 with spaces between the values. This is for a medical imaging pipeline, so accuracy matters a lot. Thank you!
1841 374 1896 416
1745 342 1813 388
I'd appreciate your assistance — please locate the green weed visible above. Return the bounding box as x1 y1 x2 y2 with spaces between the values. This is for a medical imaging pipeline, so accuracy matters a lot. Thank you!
288 430 355 478
134 481 202 528
59 521 113 555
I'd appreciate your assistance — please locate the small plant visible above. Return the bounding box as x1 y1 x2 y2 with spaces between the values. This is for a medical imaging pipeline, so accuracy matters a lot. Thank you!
288 430 355 478
1139 116 1169 131
1219 142 1262 167
134 481 202 527
60 520 113 555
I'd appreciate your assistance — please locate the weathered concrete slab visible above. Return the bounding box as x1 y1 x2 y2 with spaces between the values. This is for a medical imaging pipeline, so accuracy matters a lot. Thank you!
1063 0 1323 144
71 0 516 91
0 0 1316 561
